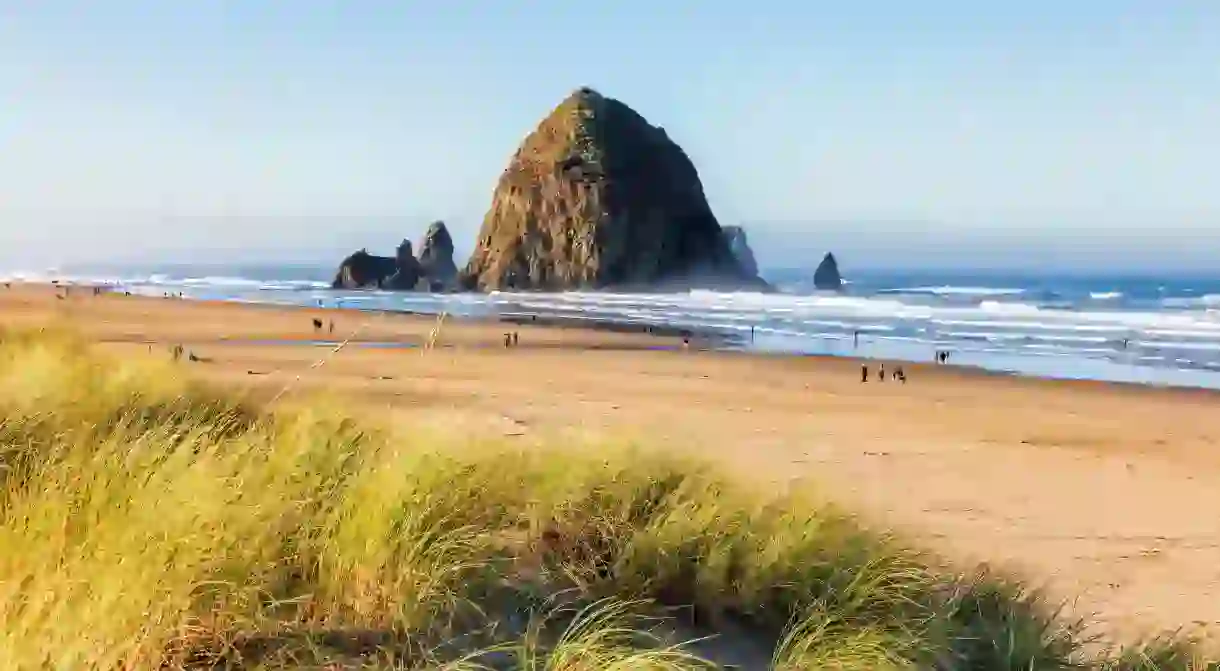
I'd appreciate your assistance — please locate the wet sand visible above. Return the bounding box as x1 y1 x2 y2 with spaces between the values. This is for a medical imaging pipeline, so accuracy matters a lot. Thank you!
4 283 1220 644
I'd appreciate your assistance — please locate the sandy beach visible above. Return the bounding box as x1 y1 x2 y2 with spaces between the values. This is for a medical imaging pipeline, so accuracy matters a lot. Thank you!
4 283 1219 644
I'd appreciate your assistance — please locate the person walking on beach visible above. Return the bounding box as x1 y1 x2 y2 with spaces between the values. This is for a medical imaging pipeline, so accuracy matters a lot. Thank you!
878 363 886 381
894 365 906 383
853 330 860 349
861 364 869 383
512 332 519 347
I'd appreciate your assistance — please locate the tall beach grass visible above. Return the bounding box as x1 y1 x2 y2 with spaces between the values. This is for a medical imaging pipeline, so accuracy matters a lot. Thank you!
0 326 1212 669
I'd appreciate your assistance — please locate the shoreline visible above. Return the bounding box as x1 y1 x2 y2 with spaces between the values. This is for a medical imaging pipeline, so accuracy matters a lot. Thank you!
19 280 1220 401
19 276 1220 392
107 279 1220 393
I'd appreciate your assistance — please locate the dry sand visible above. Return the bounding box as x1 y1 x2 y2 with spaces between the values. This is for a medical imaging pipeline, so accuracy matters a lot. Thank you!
5 283 1220 644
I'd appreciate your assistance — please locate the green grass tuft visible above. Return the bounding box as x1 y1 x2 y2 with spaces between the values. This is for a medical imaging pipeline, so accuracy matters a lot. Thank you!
0 326 1212 669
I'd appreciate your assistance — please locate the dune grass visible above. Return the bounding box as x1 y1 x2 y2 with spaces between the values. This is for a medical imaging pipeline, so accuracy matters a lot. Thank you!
0 327 1213 670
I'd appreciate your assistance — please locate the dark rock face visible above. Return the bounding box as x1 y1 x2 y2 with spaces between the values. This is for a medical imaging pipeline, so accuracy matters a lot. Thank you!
462 87 769 292
417 221 458 291
384 239 424 290
813 252 843 291
331 249 398 289
331 240 423 290
720 226 759 279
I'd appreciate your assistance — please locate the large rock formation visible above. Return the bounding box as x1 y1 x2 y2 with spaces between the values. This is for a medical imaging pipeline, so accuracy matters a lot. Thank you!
417 221 458 291
813 252 843 291
461 87 768 291
332 249 398 289
721 226 759 279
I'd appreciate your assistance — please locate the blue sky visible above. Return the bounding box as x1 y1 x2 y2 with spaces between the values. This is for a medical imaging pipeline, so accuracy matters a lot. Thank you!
1 1 1218 271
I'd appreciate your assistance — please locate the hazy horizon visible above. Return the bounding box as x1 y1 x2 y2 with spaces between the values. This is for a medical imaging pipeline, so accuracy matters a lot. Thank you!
9 214 1220 276
32 215 1220 277
2 2 1218 273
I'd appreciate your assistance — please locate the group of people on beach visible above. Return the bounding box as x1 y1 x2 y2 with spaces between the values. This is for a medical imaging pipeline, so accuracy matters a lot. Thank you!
861 362 906 383
311 318 335 335
51 283 108 300
859 347 963 384
167 343 206 363
503 331 519 348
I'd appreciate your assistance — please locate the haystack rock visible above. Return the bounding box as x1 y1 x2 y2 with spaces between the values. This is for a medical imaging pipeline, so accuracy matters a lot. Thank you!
813 252 843 291
417 221 458 291
461 87 769 291
331 249 398 289
720 226 759 279
384 239 424 290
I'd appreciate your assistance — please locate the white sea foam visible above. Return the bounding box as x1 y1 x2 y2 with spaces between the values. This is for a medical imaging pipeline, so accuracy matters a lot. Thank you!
877 285 1026 297
978 300 1043 315
1161 294 1220 309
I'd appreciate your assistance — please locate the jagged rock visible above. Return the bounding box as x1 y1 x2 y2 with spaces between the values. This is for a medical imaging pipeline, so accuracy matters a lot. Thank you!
384 239 424 290
462 87 769 292
331 249 398 289
721 226 759 279
417 221 458 291
813 252 843 291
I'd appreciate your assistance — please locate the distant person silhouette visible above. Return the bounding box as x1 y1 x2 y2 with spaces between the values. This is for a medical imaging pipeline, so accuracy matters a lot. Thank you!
861 364 869 383
878 363 886 381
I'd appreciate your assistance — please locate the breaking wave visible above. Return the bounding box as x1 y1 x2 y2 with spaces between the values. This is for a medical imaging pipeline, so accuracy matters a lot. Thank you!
9 268 1220 389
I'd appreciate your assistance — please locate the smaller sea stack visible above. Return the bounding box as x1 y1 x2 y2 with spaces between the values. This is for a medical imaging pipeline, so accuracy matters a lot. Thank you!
332 249 398 289
384 239 424 290
721 226 760 279
417 221 459 291
813 252 843 291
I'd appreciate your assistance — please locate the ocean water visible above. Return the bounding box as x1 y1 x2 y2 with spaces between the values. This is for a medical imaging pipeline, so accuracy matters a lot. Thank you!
10 264 1220 390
